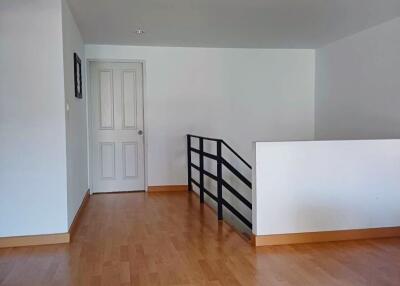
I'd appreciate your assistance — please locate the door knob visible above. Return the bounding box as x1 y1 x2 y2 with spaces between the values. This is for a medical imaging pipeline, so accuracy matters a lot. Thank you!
138 130 143 135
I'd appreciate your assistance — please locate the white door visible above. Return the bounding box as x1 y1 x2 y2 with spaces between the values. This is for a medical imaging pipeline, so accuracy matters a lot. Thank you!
90 62 145 193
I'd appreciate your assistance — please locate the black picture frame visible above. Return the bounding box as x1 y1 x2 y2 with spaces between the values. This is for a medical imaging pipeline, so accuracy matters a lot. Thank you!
74 53 82 99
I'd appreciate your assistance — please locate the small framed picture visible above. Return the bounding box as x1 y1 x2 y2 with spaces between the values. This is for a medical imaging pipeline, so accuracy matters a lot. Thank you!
74 53 82 99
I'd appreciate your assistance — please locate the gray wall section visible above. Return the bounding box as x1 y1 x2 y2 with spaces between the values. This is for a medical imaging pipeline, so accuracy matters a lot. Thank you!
315 17 400 140
62 0 89 227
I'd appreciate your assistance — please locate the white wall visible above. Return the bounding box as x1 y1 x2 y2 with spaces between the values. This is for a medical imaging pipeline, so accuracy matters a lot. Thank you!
85 45 315 188
0 0 68 236
254 139 400 236
315 17 400 140
62 0 88 227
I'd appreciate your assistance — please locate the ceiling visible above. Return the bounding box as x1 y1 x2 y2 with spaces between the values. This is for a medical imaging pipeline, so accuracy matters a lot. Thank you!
67 0 400 49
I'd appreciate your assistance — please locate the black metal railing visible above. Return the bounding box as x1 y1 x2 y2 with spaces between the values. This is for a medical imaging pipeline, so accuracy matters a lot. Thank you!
187 134 252 229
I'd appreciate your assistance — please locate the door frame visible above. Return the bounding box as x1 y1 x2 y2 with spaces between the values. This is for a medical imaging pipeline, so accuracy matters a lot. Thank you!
86 59 148 193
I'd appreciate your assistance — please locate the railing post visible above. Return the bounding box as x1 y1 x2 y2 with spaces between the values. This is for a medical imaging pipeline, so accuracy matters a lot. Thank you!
199 138 204 203
217 140 223 220
187 135 192 192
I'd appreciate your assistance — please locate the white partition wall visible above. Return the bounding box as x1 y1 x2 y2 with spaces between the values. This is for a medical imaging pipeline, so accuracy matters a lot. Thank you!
0 0 68 237
253 140 400 239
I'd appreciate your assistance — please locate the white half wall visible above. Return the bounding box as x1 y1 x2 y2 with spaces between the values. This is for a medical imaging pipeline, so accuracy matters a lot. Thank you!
85 45 315 187
62 0 89 227
253 139 400 236
0 0 68 236
315 17 400 140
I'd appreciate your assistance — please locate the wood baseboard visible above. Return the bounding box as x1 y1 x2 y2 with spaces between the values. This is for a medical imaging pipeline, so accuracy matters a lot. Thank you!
148 185 188 192
0 190 90 249
93 190 144 194
0 233 70 248
69 189 90 239
252 226 400 247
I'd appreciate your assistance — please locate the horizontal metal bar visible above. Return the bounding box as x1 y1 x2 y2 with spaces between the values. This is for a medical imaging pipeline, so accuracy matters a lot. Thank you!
190 148 218 161
222 199 252 229
190 163 200 172
191 163 217 182
191 179 201 189
222 180 252 209
191 179 217 201
203 169 218 181
188 135 252 169
187 134 223 142
203 187 218 202
222 141 252 169
203 152 218 161
190 147 201 154
222 158 252 189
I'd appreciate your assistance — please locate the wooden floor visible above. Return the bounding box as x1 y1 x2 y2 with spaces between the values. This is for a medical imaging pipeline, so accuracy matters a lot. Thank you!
1 192 400 286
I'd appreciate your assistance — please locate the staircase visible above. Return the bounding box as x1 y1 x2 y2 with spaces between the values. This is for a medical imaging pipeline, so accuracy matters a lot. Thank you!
187 134 252 232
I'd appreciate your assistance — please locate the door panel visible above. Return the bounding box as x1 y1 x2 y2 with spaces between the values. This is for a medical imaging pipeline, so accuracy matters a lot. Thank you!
90 62 144 193
100 142 115 179
122 71 137 129
99 70 114 129
122 142 138 178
